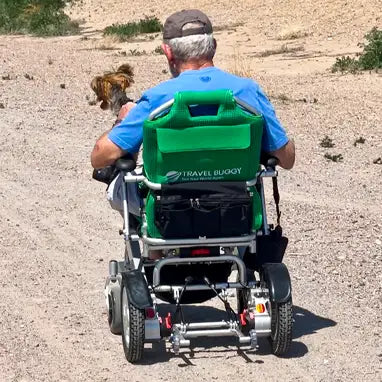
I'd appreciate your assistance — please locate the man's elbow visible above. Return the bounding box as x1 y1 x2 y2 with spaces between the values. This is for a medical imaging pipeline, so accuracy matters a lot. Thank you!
270 140 296 170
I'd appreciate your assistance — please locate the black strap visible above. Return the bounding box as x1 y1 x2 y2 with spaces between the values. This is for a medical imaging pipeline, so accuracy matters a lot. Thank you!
272 176 281 226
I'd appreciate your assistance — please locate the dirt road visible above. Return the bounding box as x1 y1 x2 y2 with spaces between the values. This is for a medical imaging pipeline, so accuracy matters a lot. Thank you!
0 1 381 381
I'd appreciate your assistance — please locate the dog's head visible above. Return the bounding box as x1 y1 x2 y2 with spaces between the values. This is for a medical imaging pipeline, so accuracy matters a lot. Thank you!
90 64 135 113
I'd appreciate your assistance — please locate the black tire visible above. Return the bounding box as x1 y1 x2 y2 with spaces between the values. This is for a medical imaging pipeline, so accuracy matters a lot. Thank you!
121 284 145 363
269 298 293 356
107 286 122 335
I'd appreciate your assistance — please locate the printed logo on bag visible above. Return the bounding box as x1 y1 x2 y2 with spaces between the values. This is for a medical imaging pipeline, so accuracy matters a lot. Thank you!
166 168 242 182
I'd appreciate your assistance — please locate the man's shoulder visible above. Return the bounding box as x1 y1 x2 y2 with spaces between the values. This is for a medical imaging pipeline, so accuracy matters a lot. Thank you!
141 67 260 106
144 76 180 97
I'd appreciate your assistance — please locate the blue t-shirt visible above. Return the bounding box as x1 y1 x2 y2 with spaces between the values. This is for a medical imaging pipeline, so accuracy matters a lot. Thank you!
108 67 288 154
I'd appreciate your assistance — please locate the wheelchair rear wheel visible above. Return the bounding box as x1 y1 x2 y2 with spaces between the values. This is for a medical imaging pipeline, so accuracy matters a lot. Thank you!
269 298 293 356
121 284 145 363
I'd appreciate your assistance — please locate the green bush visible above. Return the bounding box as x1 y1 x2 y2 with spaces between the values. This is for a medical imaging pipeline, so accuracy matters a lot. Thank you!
0 0 79 36
332 27 382 73
104 17 162 41
331 56 359 74
358 28 382 70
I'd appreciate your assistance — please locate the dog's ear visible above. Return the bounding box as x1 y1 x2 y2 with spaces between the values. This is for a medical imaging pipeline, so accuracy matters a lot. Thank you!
90 76 101 94
117 63 134 82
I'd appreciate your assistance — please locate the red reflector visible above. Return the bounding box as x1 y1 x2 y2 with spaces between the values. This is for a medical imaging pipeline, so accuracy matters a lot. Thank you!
191 248 210 256
145 307 155 319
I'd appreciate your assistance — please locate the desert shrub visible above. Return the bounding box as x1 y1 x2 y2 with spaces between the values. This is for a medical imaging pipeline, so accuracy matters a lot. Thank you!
353 137 366 146
358 27 382 70
331 56 359 74
153 45 164 55
324 153 343 162
320 135 335 148
0 0 79 36
332 27 382 73
104 17 162 41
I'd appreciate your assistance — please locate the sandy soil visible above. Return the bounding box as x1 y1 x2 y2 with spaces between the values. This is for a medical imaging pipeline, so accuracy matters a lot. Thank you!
0 1 381 381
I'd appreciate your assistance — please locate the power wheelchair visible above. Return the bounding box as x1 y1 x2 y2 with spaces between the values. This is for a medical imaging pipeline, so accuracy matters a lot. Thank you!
101 90 293 363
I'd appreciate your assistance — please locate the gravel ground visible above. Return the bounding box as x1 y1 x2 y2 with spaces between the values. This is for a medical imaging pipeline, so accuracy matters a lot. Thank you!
0 1 381 381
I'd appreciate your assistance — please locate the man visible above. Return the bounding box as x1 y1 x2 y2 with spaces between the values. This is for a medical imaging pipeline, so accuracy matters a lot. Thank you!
91 9 295 213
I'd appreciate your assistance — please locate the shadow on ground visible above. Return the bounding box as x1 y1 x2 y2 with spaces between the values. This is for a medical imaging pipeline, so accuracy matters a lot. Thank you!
136 304 336 365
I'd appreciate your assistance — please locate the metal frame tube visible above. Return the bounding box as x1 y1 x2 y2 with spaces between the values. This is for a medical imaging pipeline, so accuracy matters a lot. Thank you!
143 234 257 247
148 99 175 120
176 322 231 330
121 172 130 236
123 171 276 190
182 329 241 338
259 176 270 235
152 255 247 287
153 281 257 292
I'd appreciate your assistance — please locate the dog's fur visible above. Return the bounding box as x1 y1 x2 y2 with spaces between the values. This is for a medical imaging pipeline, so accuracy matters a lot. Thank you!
90 64 134 115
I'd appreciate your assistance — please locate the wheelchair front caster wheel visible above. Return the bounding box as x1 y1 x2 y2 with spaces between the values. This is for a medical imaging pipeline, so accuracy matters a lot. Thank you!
107 284 122 335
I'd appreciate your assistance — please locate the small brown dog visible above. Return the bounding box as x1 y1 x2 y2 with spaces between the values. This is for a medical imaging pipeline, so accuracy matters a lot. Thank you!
90 64 134 116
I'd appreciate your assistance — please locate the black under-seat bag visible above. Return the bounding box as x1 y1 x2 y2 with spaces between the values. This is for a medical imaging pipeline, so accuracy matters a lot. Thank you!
154 182 252 239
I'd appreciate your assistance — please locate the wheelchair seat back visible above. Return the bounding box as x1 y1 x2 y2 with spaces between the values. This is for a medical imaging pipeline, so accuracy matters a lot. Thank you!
143 90 263 183
142 90 264 239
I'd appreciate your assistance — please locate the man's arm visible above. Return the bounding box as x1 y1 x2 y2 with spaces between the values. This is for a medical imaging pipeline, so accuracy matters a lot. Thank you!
246 83 295 169
91 131 124 169
270 140 295 170
90 102 138 169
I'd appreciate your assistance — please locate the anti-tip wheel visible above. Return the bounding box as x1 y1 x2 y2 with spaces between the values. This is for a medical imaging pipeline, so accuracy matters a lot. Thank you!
106 283 122 335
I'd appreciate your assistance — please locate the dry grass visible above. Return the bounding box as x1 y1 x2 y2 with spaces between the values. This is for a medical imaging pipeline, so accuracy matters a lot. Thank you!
230 51 255 78
256 44 305 57
276 26 309 40
94 35 119 50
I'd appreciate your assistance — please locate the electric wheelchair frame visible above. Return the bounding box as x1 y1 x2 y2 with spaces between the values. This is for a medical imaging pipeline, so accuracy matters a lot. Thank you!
103 90 293 363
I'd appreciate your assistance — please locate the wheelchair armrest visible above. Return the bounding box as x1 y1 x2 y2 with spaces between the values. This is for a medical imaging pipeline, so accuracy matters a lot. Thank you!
115 154 136 172
266 157 279 170
260 152 279 170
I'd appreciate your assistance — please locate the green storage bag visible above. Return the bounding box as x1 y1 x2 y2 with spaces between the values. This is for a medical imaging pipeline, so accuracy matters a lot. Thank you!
143 90 263 184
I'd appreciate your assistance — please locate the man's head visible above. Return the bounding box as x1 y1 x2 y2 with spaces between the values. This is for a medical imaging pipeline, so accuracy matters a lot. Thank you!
161 10 216 77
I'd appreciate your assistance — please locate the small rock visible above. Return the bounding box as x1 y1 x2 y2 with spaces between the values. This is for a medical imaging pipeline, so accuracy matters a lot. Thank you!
2 74 11 80
373 157 382 165
24 73 34 80
376 239 381 245
0 103 4 109
60 83 66 89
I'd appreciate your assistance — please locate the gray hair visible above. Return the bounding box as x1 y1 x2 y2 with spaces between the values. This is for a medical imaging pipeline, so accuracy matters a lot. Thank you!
166 33 216 62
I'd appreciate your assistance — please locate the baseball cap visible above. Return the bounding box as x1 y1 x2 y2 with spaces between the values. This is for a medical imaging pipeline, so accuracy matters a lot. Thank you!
163 9 213 40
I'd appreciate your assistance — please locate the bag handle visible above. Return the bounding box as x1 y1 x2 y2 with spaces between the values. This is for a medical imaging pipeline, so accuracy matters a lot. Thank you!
168 90 238 125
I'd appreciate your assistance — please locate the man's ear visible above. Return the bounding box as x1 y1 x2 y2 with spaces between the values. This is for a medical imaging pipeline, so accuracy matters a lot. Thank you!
162 43 174 62
213 38 217 50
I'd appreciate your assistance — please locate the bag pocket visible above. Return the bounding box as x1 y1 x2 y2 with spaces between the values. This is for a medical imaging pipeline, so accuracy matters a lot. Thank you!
193 199 221 238
155 196 193 238
220 197 252 236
